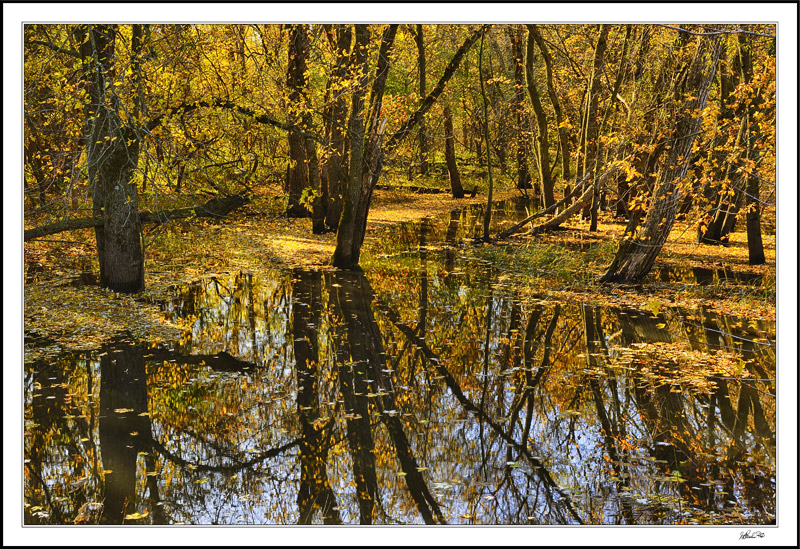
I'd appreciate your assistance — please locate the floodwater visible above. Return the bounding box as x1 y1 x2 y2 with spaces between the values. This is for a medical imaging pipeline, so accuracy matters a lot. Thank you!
24 198 776 525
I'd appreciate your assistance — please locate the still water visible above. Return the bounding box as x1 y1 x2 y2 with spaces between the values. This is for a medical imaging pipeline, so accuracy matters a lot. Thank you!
24 200 776 525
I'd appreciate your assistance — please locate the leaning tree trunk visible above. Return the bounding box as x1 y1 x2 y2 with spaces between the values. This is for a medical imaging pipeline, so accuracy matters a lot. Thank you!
443 104 465 198
85 24 145 293
601 32 723 284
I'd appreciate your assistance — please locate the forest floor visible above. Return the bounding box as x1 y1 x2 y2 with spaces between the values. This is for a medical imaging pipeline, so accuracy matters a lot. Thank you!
22 186 777 361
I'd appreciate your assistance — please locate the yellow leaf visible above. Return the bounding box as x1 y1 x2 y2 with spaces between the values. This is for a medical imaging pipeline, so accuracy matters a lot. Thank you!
124 510 149 520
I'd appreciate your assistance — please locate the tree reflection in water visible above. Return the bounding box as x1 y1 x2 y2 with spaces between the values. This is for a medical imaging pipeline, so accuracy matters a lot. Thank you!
24 222 776 524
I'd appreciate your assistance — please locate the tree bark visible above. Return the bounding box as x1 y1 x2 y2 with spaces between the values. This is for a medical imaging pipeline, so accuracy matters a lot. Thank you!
285 25 313 218
85 24 145 293
320 25 353 232
601 32 723 284
443 104 465 198
529 25 571 188
509 26 533 191
524 25 555 208
413 24 429 176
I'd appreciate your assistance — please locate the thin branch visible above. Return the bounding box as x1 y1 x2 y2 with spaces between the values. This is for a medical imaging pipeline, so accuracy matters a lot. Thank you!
145 98 329 146
26 39 81 58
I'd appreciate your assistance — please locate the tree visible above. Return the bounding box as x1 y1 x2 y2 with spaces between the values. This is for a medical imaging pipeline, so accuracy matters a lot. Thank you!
332 25 482 269
738 31 767 265
529 25 571 191
478 26 496 241
524 25 555 208
442 104 465 198
601 31 723 284
285 25 314 218
84 24 147 293
412 24 429 176
508 26 533 192
319 25 353 232
578 24 610 230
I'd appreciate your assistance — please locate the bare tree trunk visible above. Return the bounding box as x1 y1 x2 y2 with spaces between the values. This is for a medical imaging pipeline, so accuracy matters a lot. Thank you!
580 24 610 231
601 32 722 284
413 24 429 176
479 28 495 241
509 26 532 191
443 104 465 198
529 25 571 188
524 25 555 208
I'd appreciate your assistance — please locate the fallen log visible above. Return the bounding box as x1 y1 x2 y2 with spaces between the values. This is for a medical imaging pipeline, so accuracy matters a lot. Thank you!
494 175 590 240
529 184 594 234
495 166 618 239
24 193 250 242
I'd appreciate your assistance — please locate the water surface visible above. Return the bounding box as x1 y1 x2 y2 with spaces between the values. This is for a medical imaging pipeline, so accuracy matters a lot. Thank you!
24 199 776 525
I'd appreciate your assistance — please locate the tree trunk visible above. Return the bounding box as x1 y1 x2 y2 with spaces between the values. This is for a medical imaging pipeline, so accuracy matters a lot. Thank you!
738 31 766 265
350 25 399 267
413 24 429 176
479 28 495 241
331 25 371 270
529 25 571 187
509 26 533 191
601 32 722 284
321 25 352 232
443 104 465 198
580 24 610 231
524 25 555 208
698 42 742 245
85 24 145 293
285 25 313 218
332 25 481 269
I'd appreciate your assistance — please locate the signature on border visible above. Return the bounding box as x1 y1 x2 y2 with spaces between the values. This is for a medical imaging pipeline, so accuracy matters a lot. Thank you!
739 530 766 540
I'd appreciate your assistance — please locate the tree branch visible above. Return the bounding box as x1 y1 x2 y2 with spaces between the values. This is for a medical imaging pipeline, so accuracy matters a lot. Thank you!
26 39 81 58
24 194 250 241
384 25 484 152
145 99 329 146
